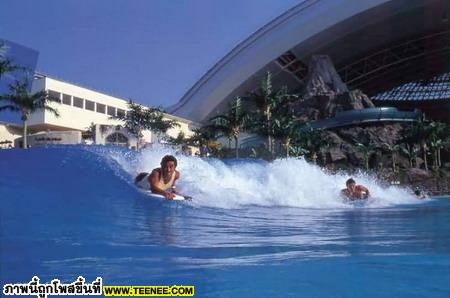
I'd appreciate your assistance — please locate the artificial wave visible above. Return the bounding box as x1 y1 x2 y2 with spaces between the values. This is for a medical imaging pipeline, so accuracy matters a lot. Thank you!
104 145 418 209
0 145 419 210
2 146 448 297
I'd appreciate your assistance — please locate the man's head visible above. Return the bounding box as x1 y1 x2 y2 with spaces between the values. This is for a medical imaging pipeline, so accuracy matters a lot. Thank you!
161 155 177 176
414 187 421 196
346 178 356 191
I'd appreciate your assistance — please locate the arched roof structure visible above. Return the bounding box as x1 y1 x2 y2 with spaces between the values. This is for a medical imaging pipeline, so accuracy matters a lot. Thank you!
169 0 450 122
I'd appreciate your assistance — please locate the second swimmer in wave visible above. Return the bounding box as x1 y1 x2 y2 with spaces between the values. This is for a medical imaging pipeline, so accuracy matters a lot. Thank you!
341 178 370 200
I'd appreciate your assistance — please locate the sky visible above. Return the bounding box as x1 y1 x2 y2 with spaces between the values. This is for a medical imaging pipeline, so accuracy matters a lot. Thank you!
0 0 301 112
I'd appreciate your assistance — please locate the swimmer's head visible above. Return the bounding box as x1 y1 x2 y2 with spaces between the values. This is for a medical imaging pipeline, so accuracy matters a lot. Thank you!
346 178 356 186
161 155 177 176
346 178 356 191
414 187 421 196
161 155 177 167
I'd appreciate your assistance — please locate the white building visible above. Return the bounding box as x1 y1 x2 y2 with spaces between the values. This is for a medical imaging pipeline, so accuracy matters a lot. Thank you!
0 74 198 150
0 121 22 148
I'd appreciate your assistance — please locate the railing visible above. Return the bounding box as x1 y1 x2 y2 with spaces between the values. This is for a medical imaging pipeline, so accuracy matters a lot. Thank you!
308 107 422 130
239 107 422 148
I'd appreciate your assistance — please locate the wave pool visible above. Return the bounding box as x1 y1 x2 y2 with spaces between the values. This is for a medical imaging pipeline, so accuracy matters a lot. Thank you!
1 146 449 297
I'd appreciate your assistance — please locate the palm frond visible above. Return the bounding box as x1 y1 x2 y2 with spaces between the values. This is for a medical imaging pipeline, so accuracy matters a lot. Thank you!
44 106 60 117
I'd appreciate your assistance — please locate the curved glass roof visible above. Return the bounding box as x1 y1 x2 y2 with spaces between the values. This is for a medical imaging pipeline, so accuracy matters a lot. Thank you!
373 72 450 101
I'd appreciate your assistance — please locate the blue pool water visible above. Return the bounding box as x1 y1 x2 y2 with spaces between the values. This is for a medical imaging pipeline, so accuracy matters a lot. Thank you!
1 146 449 297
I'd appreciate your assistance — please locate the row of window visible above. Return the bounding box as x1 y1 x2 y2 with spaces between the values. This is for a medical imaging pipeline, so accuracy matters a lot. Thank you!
375 71 450 101
48 90 126 117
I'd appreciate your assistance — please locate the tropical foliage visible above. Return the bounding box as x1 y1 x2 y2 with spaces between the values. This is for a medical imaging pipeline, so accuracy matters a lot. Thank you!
209 97 248 158
355 141 376 171
114 101 179 149
0 78 60 148
0 43 21 80
161 69 448 176
399 143 419 168
242 71 298 156
403 120 449 171
382 142 401 172
293 125 333 162
271 101 303 157
187 126 221 157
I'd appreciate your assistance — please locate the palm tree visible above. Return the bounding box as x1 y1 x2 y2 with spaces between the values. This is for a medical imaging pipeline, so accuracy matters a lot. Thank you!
0 78 60 148
209 97 247 158
243 71 298 156
82 122 96 141
166 131 186 147
406 121 431 171
166 131 193 154
400 143 419 168
0 43 21 80
382 142 401 172
355 141 376 171
428 121 449 168
404 120 448 171
289 145 309 158
187 126 221 157
429 139 444 169
295 125 332 164
272 110 302 158
115 101 179 149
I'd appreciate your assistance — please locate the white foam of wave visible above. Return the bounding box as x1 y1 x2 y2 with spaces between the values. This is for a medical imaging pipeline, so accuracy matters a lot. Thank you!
107 145 419 209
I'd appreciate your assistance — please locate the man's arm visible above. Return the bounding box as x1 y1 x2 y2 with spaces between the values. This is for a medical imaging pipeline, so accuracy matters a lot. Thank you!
171 171 181 194
361 185 370 196
149 170 175 199
171 171 193 200
356 185 370 198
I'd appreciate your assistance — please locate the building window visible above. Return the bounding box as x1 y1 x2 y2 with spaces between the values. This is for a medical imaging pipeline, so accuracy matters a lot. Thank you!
117 109 125 118
106 132 128 147
85 100 95 111
107 106 116 117
48 90 61 102
73 97 84 108
96 103 106 114
62 94 72 105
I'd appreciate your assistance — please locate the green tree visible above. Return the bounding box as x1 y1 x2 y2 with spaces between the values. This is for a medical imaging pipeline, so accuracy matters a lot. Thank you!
382 142 401 172
166 131 193 154
429 139 445 169
0 43 21 80
82 122 96 141
428 121 449 168
115 101 179 149
0 78 60 148
272 108 302 158
289 144 309 158
243 71 298 157
404 120 449 171
187 126 221 157
400 143 419 168
209 97 248 158
294 125 332 164
355 141 376 171
166 131 186 147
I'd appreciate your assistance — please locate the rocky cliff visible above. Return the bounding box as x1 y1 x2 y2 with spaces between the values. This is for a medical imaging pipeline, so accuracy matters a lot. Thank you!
293 55 411 171
294 55 375 121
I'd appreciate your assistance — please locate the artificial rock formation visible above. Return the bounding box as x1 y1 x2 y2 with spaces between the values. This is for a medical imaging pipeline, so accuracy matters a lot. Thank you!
294 55 374 121
291 55 406 171
304 55 349 98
